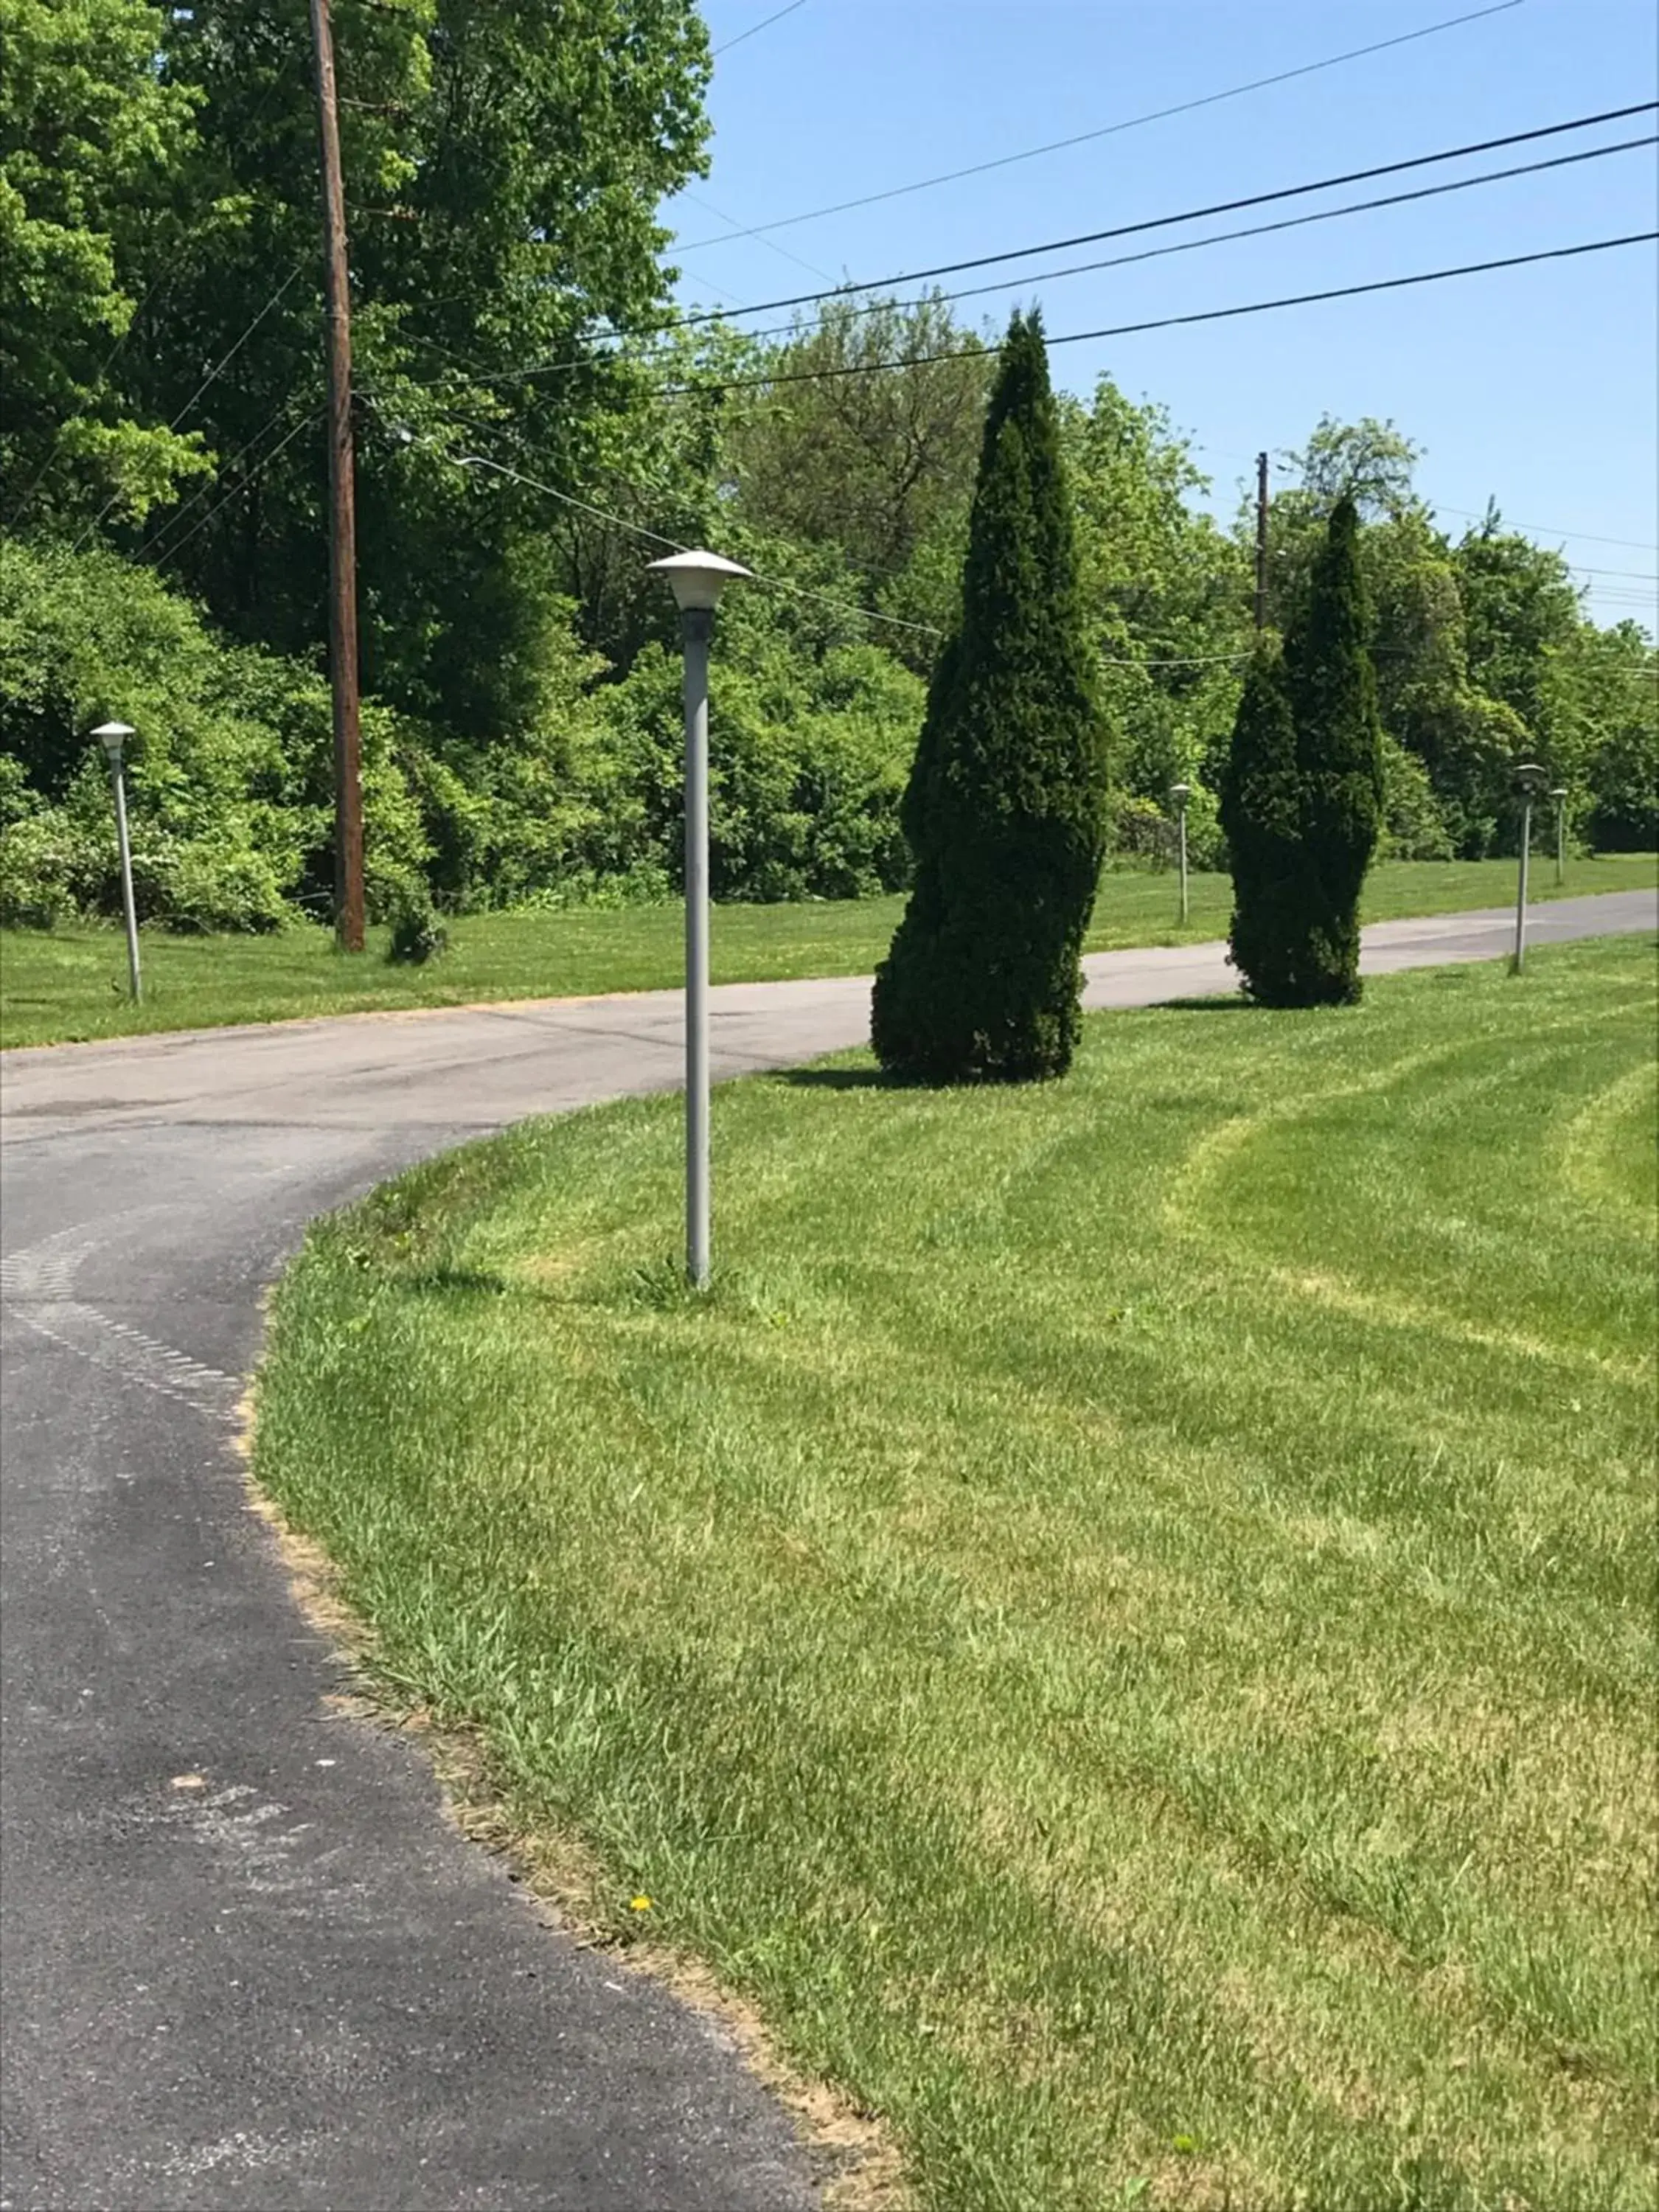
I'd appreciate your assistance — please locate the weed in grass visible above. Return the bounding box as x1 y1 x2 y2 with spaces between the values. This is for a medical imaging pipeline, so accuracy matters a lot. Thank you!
251 939 1659 2212
622 1256 707 1312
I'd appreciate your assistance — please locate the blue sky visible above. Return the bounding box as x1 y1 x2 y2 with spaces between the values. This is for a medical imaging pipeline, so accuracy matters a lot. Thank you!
667 1 1658 629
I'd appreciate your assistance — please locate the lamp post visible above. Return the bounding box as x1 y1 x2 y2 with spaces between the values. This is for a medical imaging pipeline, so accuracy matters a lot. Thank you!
91 722 142 1003
1550 786 1568 887
1511 760 1548 973
645 549 752 1289
1169 781 1191 925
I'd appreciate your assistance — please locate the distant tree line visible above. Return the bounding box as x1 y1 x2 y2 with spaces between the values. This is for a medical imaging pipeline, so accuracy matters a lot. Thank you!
2 0 1653 933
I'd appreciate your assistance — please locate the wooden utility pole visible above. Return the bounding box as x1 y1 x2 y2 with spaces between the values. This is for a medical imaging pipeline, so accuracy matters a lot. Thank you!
310 0 365 951
1254 450 1270 633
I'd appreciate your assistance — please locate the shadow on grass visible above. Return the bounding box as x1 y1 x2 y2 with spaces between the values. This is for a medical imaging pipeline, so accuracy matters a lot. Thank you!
781 1063 1036 1093
782 1065 910 1091
404 1263 512 1297
1150 993 1252 1014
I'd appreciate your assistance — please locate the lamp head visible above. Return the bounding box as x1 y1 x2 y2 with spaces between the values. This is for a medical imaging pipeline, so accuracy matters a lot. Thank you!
1511 759 1548 798
1548 786 1568 801
1168 781 1192 806
91 720 135 762
646 549 753 613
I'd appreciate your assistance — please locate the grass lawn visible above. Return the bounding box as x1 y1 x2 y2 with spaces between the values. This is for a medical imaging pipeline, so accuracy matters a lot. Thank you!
3 852 1652 1050
252 937 1658 2211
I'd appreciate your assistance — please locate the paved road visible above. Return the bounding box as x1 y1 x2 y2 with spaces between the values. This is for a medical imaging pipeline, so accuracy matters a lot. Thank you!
1 889 1651 2211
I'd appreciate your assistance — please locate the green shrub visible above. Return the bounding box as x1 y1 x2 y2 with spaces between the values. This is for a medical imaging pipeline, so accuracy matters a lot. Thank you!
0 752 34 830
0 766 122 926
1585 672 1659 852
1377 731 1454 860
1223 501 1385 1007
385 891 448 965
593 634 919 907
1220 645 1311 1006
1107 783 1225 874
1397 686 1528 859
1286 497 1385 1001
1109 792 1171 864
159 841 291 933
873 312 1109 1080
0 539 430 931
703 652 914 902
389 615 922 914
0 806 84 928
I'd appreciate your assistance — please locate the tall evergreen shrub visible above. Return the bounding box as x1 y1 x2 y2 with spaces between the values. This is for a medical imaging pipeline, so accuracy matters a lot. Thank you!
1222 495 1385 1006
1219 645 1309 1006
871 312 1107 1080
1288 495 1385 1001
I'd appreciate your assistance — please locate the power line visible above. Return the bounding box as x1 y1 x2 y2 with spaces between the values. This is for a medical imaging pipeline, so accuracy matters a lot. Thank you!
145 408 321 571
752 569 940 637
70 263 308 554
1433 502 1659 552
676 0 1528 249
132 262 307 456
456 454 684 551
1193 448 1659 564
378 109 1655 403
675 189 838 286
364 105 1655 383
139 396 313 566
453 450 942 637
1102 647 1255 669
4 265 193 528
451 453 1276 666
4 67 299 530
676 101 1657 326
680 7 829 286
663 232 1658 396
1264 529 1658 594
712 0 808 58
687 134 1655 357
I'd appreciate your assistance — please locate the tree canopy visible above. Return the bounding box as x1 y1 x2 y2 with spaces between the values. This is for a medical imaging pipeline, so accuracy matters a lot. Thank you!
1 0 208 524
1 10 1652 934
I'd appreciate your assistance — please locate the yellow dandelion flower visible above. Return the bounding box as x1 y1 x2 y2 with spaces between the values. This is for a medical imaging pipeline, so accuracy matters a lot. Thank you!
630 1894 653 1912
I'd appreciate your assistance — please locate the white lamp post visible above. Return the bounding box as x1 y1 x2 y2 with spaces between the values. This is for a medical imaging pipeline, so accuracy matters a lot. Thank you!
1169 781 1191 925
645 549 752 1289
1550 785 1568 887
91 722 142 1003
1511 760 1548 973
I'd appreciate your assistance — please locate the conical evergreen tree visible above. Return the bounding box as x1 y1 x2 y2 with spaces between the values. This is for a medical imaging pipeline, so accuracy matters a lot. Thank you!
1221 496 1385 1006
872 311 1107 1080
1285 495 1385 1004
1219 644 1310 1006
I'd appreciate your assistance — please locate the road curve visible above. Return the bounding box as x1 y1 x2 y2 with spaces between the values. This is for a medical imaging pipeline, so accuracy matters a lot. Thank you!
1 889 1652 2211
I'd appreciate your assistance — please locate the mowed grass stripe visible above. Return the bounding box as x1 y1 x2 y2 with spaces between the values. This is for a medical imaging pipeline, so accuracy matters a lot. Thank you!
253 937 1658 2211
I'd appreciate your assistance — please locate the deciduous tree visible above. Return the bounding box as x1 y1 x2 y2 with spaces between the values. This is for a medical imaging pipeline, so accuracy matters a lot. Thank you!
0 0 206 524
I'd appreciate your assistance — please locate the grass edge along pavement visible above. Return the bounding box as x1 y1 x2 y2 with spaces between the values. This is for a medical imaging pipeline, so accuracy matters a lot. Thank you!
1 852 1655 1049
232 1440 911 2212
250 936 1658 2212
